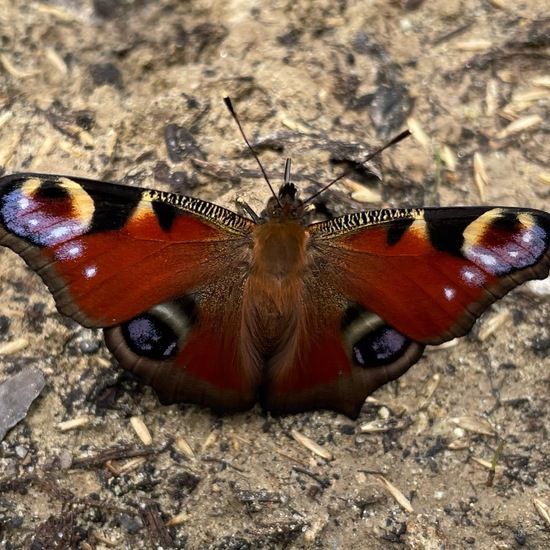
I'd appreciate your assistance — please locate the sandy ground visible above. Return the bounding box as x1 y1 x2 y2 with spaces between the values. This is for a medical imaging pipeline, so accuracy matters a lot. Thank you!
0 0 549 548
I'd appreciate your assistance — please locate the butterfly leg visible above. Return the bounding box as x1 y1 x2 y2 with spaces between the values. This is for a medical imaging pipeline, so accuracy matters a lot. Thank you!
235 196 261 222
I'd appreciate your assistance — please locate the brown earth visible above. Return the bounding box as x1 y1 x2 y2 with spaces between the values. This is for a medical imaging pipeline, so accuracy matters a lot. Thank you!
0 0 549 548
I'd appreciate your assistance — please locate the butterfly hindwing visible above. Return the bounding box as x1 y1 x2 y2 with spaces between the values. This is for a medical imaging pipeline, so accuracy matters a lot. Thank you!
104 293 259 411
261 301 425 418
0 173 261 410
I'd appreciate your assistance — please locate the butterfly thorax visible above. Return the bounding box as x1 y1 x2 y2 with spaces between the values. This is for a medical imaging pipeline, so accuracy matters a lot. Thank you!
246 182 308 316
250 219 309 282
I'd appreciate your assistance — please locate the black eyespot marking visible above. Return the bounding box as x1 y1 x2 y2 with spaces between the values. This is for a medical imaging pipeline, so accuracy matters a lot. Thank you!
342 304 412 367
352 326 411 367
34 180 70 200
90 193 141 232
122 313 179 360
177 295 198 325
423 207 506 256
491 211 520 232
341 304 365 329
153 199 178 232
120 296 197 361
424 215 467 255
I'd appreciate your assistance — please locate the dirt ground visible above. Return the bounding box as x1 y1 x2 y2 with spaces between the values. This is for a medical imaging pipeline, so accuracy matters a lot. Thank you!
1 0 549 548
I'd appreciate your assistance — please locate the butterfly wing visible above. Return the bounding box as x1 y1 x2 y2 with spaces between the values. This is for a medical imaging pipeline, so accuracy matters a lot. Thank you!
319 206 550 343
0 173 259 411
263 205 550 417
260 300 425 418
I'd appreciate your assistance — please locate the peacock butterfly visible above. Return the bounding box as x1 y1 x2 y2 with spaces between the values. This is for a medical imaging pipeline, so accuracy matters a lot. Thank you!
0 108 549 418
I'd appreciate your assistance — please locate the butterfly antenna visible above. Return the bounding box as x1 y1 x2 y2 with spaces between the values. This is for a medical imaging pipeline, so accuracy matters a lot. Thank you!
303 129 411 204
223 97 279 204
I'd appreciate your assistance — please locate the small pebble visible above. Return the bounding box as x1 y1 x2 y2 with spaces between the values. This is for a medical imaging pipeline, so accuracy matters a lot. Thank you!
15 445 28 459
119 513 144 534
59 448 73 470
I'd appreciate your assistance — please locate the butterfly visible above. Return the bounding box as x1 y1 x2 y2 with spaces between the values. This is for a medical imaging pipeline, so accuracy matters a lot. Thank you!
0 128 549 419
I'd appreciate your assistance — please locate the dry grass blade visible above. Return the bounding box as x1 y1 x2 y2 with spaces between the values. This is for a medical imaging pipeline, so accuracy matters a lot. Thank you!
340 179 382 203
487 0 508 9
532 76 550 88
175 437 195 459
117 457 147 475
418 373 441 410
454 39 492 51
501 90 550 118
0 338 29 355
471 456 497 470
426 339 458 352
130 416 153 445
360 420 392 433
364 396 409 417
57 417 90 432
105 457 147 475
407 117 430 150
33 3 78 21
0 111 12 131
513 90 550 104
452 416 494 435
291 429 333 460
447 438 471 450
202 431 217 452
473 152 488 201
91 530 118 547
44 47 68 76
534 499 550 529
376 475 414 513
104 128 118 160
0 54 34 78
439 145 457 172
477 309 511 341
496 115 541 139
360 417 413 433
166 512 189 527
485 79 499 116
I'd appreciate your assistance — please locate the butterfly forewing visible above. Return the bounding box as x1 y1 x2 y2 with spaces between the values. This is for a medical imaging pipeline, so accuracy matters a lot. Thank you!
309 206 550 344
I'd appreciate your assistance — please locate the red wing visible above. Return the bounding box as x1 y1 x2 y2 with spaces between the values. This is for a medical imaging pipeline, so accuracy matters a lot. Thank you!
310 206 550 344
0 173 252 326
104 295 259 412
0 173 259 410
261 306 425 418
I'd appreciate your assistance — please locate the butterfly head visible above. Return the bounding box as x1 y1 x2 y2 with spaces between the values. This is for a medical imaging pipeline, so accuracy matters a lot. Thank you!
264 182 305 221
